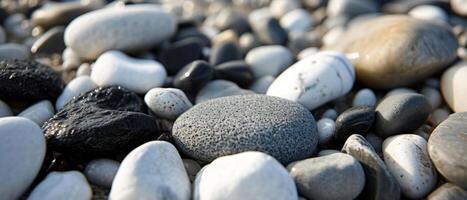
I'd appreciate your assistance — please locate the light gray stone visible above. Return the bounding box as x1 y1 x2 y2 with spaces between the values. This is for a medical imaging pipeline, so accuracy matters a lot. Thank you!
18 100 55 126
196 80 254 104
56 76 97 110
249 76 275 94
317 118 335 144
144 88 192 120
280 9 314 33
353 88 377 107
84 159 120 189
245 45 293 78
28 171 92 200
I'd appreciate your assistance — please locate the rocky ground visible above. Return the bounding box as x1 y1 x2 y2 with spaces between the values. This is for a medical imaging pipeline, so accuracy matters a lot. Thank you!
0 0 466 200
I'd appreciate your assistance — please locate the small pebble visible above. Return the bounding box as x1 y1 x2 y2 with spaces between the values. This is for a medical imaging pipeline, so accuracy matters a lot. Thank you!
245 45 293 78
317 118 335 144
248 76 275 94
76 63 92 76
280 9 314 33
430 108 450 127
421 87 442 110
18 100 54 126
84 159 120 189
353 88 377 107
159 38 205 75
409 5 448 23
28 171 92 200
173 60 215 94
55 76 97 110
428 183 467 200
321 108 338 120
144 88 192 120
0 100 12 117
334 106 375 142
209 42 242 66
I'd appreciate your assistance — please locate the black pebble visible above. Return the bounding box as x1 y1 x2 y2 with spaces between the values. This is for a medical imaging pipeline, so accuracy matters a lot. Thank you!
215 60 254 88
173 60 214 94
42 86 160 158
173 27 211 47
209 42 242 66
0 59 63 102
215 9 250 35
159 38 204 75
334 106 375 142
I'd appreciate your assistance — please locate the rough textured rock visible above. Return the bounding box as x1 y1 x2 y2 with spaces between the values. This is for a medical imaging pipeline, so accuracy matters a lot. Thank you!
173 94 318 164
0 60 63 102
428 112 467 189
43 86 160 157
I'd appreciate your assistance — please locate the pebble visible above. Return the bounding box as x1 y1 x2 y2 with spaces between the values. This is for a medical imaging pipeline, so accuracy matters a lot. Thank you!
76 63 92 76
0 60 63 102
287 31 321 55
270 0 301 18
159 38 205 75
245 45 294 78
214 60 255 88
375 93 431 138
213 9 250 35
383 134 438 199
209 42 242 66
353 88 377 107
43 86 160 157
342 134 401 200
409 5 448 23
0 43 31 60
248 76 275 94
428 112 467 189
327 15 458 89
18 100 54 126
0 26 5 44
144 88 192 120
173 60 214 94
195 80 254 104
31 26 66 55
110 141 190 200
430 108 450 127
441 61 467 112
55 76 97 111
364 133 383 153
451 0 467 17
428 183 467 200
28 171 92 200
297 47 319 60
65 4 176 60
248 8 288 45
280 9 314 33
334 106 375 141
211 29 238 47
173 94 318 164
421 87 442 110
288 152 365 200
327 0 378 18
238 32 261 54
317 118 335 144
91 51 167 94
194 151 298 200
84 159 120 189
317 149 341 157
182 159 201 182
267 51 355 110
321 108 338 120
0 117 45 199
0 100 12 117
385 87 417 97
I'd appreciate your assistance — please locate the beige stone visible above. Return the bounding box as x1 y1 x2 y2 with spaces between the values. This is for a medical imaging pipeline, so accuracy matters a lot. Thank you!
441 61 467 112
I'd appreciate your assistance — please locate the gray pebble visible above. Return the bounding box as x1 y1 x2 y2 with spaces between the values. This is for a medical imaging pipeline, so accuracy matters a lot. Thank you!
28 171 92 200
196 80 254 104
182 159 201 182
321 108 338 120
0 100 12 117
249 76 275 94
353 88 377 107
18 100 54 126
0 43 31 60
84 159 120 189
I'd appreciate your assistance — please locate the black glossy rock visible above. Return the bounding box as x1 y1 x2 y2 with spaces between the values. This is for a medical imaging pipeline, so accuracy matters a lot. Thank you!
43 86 160 157
428 183 467 200
32 1 100 29
214 60 254 88
374 93 431 138
0 60 63 102
250 17 287 45
342 134 401 200
428 112 467 189
334 106 375 141
214 9 250 35
159 38 204 75
31 26 66 54
209 42 242 66
173 27 211 47
173 60 214 94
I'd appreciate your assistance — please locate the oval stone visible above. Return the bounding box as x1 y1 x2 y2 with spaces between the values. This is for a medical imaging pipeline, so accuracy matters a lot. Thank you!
173 94 318 164
28 171 92 200
334 106 375 142
441 61 467 112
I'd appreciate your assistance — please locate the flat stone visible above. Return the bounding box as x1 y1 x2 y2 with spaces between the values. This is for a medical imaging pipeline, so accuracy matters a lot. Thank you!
144 88 192 120
195 80 254 104
245 45 293 78
159 38 205 75
326 15 458 89
173 60 214 94
28 171 92 200
18 100 55 126
84 159 120 189
194 151 298 200
288 152 366 200
375 93 431 138
0 117 46 199
428 183 467 200
55 76 97 111
334 106 375 142
342 134 401 200
173 94 318 164
109 141 190 200
214 60 255 88
428 112 467 189
441 61 467 112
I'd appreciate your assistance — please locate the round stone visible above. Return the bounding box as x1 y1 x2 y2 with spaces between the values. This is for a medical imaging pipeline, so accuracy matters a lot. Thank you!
84 159 120 189
317 118 335 144
28 171 92 200
441 61 467 112
287 152 366 200
245 45 294 78
64 4 176 60
429 108 450 127
321 108 338 120
374 93 431 138
144 88 192 120
280 9 314 33
173 60 214 94
353 88 377 107
334 106 375 142
18 100 55 126
173 94 318 164
428 183 467 200
428 112 467 189
326 0 378 19
194 151 298 200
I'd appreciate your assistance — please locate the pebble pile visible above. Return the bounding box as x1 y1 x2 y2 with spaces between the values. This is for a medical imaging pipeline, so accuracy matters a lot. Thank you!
0 0 466 200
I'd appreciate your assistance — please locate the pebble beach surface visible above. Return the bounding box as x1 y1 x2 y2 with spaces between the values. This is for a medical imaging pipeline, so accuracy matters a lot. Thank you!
0 0 467 200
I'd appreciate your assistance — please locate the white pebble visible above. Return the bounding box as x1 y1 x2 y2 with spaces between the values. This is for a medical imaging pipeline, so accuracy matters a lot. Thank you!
317 118 335 144
421 87 442 110
245 45 294 78
353 88 377 107
28 171 92 200
84 159 120 189
249 76 275 94
385 87 417 97
76 63 92 76
409 5 448 23
297 47 319 60
0 100 13 117
91 51 167 94
18 100 54 126
280 9 314 33
144 88 192 120
56 76 97 110
269 0 301 18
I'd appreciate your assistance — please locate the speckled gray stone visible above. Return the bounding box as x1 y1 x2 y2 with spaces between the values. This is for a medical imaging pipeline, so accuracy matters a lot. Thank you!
173 94 318 164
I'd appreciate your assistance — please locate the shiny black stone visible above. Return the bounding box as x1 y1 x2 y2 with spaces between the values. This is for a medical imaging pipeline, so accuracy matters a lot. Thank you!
209 42 242 66
173 60 214 94
334 106 375 141
159 38 204 75
215 60 254 88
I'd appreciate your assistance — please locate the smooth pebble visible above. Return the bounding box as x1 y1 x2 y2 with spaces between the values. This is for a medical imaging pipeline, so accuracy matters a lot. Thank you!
18 100 54 126
55 76 97 110
28 171 92 200
144 88 192 120
84 159 120 189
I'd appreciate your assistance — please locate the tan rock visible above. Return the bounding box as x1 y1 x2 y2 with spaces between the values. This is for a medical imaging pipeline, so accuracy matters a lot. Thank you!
441 61 467 112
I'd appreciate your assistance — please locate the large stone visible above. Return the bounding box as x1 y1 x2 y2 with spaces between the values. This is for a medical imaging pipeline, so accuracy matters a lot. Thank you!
428 112 467 189
441 61 467 112
327 15 458 89
173 94 318 164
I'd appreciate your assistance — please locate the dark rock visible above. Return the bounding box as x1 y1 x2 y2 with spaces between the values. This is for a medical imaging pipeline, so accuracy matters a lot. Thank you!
209 42 242 66
159 38 204 75
374 93 431 138
428 112 467 189
365 133 383 153
172 94 318 164
43 86 160 157
334 106 375 142
31 26 66 55
214 9 250 35
173 27 211 47
342 134 401 200
31 1 101 29
428 183 467 200
249 16 287 45
173 60 214 94
0 60 63 102
214 60 254 88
